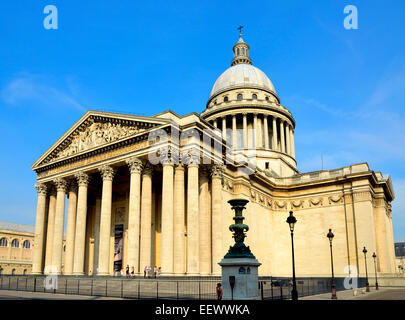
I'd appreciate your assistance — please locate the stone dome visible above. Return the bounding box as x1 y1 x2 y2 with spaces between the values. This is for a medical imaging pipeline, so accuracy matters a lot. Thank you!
209 64 277 99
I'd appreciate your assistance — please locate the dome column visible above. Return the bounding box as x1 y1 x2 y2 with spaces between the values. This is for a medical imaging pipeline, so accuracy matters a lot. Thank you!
222 117 227 141
272 116 278 151
264 115 269 149
286 123 291 155
243 113 248 149
253 113 258 150
291 128 296 158
280 120 285 153
232 114 237 150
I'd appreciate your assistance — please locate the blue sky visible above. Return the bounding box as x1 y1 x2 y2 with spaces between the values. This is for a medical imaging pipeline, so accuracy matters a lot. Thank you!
0 0 404 241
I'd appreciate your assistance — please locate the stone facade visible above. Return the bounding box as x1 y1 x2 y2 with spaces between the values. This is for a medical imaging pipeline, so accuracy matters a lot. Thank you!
0 223 34 275
30 33 397 277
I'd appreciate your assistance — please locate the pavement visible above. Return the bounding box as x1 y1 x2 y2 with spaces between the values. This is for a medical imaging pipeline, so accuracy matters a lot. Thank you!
301 287 405 300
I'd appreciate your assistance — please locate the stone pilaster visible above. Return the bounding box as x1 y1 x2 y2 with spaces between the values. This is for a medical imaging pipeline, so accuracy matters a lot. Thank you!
126 157 143 273
210 163 224 275
97 165 116 275
161 158 174 275
140 163 153 272
173 163 185 274
44 187 56 273
187 157 200 275
73 172 90 275
32 183 48 274
199 166 211 275
64 181 78 275
51 178 68 274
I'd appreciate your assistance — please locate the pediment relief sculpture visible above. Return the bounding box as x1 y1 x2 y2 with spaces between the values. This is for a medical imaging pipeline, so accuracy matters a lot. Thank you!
42 118 152 165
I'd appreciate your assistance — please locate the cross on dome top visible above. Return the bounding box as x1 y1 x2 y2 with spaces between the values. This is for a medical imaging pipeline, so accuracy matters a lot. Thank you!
231 26 252 66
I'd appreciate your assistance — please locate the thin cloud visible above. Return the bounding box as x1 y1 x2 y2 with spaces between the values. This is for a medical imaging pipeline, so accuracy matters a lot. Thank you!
1 74 86 112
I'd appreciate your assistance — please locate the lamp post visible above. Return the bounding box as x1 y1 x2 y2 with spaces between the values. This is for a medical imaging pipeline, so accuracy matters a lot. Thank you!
372 253 379 290
286 211 298 301
326 229 337 299
362 247 370 292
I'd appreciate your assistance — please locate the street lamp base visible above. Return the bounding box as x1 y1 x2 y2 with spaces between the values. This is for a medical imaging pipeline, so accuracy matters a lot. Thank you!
291 290 298 301
375 283 379 290
366 284 370 292
331 286 337 300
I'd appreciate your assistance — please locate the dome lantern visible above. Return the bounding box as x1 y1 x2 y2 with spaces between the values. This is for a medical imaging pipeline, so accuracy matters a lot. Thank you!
231 26 252 66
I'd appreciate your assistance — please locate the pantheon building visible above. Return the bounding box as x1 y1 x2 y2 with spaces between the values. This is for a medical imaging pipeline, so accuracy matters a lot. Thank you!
31 33 397 277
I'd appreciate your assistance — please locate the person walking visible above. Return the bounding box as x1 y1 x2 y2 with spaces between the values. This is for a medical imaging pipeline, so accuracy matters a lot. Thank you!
158 267 161 277
125 265 130 278
131 266 135 277
216 283 223 300
144 266 147 278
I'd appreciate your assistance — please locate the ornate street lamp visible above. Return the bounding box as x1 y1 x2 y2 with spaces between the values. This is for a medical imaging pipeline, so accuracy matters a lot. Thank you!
362 247 370 292
286 211 298 301
372 253 379 290
326 229 337 299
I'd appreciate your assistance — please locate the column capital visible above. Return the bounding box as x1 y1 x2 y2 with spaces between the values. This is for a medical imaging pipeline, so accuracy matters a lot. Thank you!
35 183 47 195
210 163 225 179
75 171 90 186
68 180 78 193
98 165 116 181
199 166 210 179
54 178 68 192
126 157 143 174
175 163 185 171
142 162 154 176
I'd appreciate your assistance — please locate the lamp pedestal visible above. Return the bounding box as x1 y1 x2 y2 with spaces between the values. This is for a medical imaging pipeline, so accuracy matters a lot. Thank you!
219 257 261 300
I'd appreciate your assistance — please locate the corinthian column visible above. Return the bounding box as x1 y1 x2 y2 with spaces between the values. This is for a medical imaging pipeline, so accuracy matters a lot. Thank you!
272 116 278 151
73 172 90 275
243 113 248 148
44 187 56 273
253 113 258 149
280 120 285 153
140 163 153 271
232 114 237 150
187 157 200 275
51 178 68 274
285 123 291 155
173 163 185 274
199 167 211 275
64 181 78 275
264 115 269 149
211 164 224 275
97 165 116 276
32 183 48 274
161 159 174 275
126 157 143 273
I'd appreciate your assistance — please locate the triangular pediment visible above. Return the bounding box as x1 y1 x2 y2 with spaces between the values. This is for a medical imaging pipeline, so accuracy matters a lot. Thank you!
32 110 169 169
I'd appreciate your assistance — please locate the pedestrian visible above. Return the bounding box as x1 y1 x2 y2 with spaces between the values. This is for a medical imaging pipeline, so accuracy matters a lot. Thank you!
147 266 151 278
120 268 124 277
153 266 157 278
158 267 161 277
216 283 223 300
131 266 135 277
126 265 130 278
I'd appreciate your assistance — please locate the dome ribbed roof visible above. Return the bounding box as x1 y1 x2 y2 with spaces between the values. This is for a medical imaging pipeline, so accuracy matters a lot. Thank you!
209 64 277 98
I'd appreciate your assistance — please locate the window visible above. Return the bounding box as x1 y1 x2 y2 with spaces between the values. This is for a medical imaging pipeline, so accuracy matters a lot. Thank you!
23 269 27 275
224 96 228 102
214 100 217 105
237 48 240 55
23 240 30 249
242 48 245 55
11 269 15 275
11 239 19 248
0 238 7 247
265 162 270 169
265 96 269 101
237 94 243 101
252 94 257 100
0 268 3 275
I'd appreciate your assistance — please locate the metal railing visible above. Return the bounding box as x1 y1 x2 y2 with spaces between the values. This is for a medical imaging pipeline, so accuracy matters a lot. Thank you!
0 275 366 300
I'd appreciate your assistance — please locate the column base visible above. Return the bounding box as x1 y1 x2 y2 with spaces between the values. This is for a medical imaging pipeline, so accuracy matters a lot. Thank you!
72 272 85 276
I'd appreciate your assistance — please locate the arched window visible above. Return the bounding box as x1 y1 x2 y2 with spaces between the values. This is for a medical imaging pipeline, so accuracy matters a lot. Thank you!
224 96 228 102
237 48 240 55
0 268 3 275
265 96 269 101
237 94 243 101
0 238 7 247
214 100 217 105
242 48 245 55
23 240 30 249
11 239 19 248
252 94 257 100
23 269 27 275
11 269 15 275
